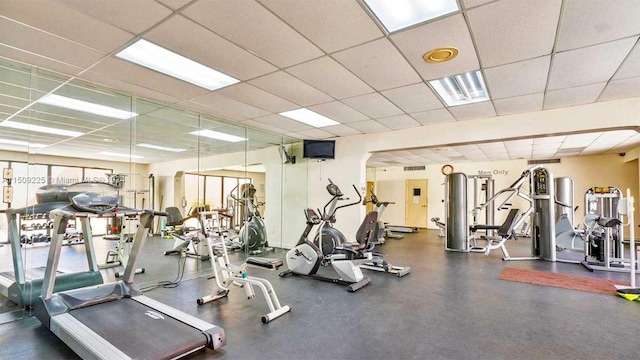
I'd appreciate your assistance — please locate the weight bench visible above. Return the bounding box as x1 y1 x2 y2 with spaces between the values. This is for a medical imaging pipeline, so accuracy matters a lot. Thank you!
470 209 520 257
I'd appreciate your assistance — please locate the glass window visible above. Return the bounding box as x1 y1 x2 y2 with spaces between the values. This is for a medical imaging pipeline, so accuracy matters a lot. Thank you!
205 176 223 209
50 166 82 185
84 167 112 183
184 174 205 211
9 162 47 208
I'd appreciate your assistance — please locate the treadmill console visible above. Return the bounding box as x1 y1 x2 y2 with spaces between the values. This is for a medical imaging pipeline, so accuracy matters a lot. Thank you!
304 208 321 225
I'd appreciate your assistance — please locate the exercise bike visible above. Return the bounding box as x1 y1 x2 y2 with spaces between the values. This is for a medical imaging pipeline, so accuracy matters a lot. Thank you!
280 181 377 292
232 183 271 255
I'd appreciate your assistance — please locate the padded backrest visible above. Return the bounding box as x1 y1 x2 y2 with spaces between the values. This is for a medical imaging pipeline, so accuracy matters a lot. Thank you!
498 209 520 238
355 211 379 246
165 207 184 226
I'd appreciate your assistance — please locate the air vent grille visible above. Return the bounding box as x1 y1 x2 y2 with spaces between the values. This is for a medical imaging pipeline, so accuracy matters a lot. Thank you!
527 158 561 165
404 166 426 171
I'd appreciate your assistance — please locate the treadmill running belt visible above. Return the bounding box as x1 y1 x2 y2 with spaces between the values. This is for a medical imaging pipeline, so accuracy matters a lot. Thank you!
70 298 208 360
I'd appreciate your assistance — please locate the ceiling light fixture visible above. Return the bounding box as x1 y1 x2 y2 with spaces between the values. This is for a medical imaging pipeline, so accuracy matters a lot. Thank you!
116 39 239 91
279 108 340 128
423 47 459 63
429 70 489 106
99 151 144 159
363 0 459 33
190 129 246 143
39 94 137 119
0 138 47 148
136 143 187 152
0 120 84 137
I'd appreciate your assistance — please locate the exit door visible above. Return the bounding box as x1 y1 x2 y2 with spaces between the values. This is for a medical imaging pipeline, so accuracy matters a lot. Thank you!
405 179 428 228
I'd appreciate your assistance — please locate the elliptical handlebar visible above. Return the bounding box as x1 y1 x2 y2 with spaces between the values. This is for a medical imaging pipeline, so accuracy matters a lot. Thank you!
321 181 362 218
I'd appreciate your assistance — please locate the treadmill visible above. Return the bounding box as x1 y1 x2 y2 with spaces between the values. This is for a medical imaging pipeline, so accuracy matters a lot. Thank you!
33 190 225 360
1 202 103 307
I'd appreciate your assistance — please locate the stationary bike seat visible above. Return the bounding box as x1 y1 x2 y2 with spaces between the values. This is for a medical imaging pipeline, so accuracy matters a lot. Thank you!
246 257 283 270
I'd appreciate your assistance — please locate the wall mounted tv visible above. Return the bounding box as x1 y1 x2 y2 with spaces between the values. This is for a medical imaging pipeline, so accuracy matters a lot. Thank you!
303 140 335 160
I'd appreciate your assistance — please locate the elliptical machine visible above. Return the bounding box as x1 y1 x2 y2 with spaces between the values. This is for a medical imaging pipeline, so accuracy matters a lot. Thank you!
363 190 404 244
280 180 376 292
232 183 270 255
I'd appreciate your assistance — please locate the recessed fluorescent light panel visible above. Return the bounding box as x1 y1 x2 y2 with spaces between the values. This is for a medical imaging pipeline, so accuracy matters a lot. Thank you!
39 94 137 119
99 151 144 159
363 0 459 33
136 143 187 152
0 138 47 148
116 39 239 91
190 129 246 143
279 108 340 128
0 120 84 137
429 70 490 107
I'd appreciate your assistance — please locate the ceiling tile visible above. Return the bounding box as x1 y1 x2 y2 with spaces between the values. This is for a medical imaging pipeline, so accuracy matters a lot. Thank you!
484 56 550 99
1 0 134 53
462 0 495 8
249 71 333 106
59 0 172 34
216 83 297 113
0 44 82 77
239 119 288 134
381 83 443 113
333 38 421 90
145 15 277 81
286 56 373 99
78 70 180 105
449 101 496 120
178 100 249 122
182 0 323 68
190 93 270 119
390 14 479 81
347 120 390 134
599 76 640 102
544 83 606 109
493 93 544 116
91 58 210 100
307 101 369 123
548 37 638 90
613 43 640 80
341 93 403 118
295 128 333 139
258 0 382 53
468 0 561 67
375 115 421 130
0 17 105 68
409 109 455 125
323 124 363 137
155 0 191 10
253 114 314 132
556 0 640 51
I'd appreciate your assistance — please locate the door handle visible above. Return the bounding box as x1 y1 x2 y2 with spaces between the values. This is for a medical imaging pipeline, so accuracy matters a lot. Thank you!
421 205 426 207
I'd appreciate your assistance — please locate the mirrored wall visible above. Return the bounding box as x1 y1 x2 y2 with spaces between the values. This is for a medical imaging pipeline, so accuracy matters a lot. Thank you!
0 58 309 320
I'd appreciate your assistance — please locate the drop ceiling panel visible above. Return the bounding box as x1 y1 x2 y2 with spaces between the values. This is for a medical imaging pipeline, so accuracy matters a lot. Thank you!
556 0 640 51
156 0 192 10
410 109 455 125
375 115 421 130
0 17 105 68
286 56 373 99
381 83 443 113
390 14 479 80
342 93 403 119
239 119 289 134
484 56 550 99
249 71 333 106
599 76 640 102
0 45 82 79
1 0 134 53
189 93 270 119
253 114 313 132
216 83 298 113
544 83 606 109
493 93 544 116
323 124 362 137
613 43 640 80
333 38 421 90
258 0 382 53
91 58 210 100
145 15 277 81
448 101 496 121
548 37 638 90
178 100 249 122
78 70 180 105
462 0 495 8
58 0 172 34
307 101 369 123
467 0 561 67
182 0 323 68
347 120 390 134
295 128 333 139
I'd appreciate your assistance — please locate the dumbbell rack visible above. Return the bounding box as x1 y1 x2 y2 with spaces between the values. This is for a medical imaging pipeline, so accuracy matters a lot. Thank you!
18 213 82 247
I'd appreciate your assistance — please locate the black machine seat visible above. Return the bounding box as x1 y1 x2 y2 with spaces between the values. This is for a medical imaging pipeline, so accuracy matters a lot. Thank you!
496 208 520 238
340 211 378 254
470 224 501 232
597 217 622 228
165 207 185 227
246 257 283 270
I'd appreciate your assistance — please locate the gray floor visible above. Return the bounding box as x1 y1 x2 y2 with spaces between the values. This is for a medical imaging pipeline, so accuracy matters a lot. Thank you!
0 230 638 360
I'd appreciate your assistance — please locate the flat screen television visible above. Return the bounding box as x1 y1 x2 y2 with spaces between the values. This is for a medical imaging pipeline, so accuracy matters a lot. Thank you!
303 140 335 160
